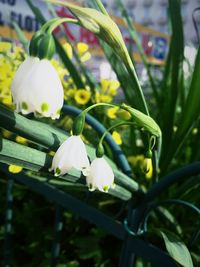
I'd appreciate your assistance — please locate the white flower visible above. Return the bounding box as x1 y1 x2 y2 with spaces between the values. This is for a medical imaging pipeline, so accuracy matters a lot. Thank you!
11 56 64 119
49 135 90 176
86 157 115 192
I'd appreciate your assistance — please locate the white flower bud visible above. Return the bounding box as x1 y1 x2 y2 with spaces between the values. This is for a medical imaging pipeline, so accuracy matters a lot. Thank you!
86 157 114 192
11 56 64 119
49 135 90 176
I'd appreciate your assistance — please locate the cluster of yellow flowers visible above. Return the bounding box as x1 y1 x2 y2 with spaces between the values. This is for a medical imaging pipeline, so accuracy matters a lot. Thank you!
0 42 24 107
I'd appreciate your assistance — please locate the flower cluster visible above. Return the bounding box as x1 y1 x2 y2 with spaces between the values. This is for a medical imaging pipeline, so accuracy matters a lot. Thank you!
0 42 23 107
49 135 115 193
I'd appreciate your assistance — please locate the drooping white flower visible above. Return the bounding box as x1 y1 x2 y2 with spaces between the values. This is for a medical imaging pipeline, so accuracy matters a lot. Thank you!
49 135 90 176
86 157 115 192
11 56 64 119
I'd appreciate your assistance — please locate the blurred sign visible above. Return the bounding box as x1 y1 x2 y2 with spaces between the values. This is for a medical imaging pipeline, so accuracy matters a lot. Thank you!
0 0 169 64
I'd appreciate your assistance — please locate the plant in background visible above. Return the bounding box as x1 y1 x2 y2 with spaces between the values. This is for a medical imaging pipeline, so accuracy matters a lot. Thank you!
0 0 200 266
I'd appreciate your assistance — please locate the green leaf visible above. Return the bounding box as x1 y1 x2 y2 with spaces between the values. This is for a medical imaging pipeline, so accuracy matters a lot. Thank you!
160 230 193 267
49 0 148 115
49 0 130 67
160 0 184 169
114 0 159 104
11 21 29 52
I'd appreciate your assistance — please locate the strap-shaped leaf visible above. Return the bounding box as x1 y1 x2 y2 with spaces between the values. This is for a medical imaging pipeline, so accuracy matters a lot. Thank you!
49 0 149 115
48 0 131 68
160 230 193 267
0 137 132 200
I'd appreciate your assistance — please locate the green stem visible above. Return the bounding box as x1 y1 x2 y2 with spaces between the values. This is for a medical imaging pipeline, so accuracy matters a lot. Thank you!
40 17 61 32
99 121 136 145
115 0 159 104
92 0 110 16
47 18 79 33
82 102 118 115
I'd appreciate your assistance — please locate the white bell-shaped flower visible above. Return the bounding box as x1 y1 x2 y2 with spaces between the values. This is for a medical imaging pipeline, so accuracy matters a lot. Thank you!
86 157 115 192
49 135 90 176
11 56 64 119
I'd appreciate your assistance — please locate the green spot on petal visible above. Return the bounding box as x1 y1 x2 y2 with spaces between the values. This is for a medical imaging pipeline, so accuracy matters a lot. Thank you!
55 167 61 176
56 109 61 115
41 102 49 112
21 102 28 110
103 185 109 192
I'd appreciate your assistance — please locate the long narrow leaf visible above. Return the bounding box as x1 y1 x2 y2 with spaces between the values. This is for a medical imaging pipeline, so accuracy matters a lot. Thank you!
50 0 149 114
160 0 184 170
160 230 193 267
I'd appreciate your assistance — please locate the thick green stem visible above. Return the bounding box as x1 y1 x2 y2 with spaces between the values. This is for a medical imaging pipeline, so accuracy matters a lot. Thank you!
47 18 79 33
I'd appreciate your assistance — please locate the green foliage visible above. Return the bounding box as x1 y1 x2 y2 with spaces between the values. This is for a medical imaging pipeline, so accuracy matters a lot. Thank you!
159 230 193 267
0 0 200 265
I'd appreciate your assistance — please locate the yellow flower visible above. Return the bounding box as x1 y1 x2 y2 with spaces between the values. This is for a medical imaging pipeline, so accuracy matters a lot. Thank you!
16 136 28 145
128 155 144 167
112 131 122 145
107 107 119 119
128 154 153 179
0 42 11 52
141 158 153 179
74 89 91 105
63 42 73 59
2 95 12 106
100 79 120 96
77 42 91 62
2 129 12 139
8 164 23 174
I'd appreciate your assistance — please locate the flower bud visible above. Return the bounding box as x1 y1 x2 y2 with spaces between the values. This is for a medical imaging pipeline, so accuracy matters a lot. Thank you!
96 143 104 158
29 31 44 57
72 114 85 135
38 33 56 60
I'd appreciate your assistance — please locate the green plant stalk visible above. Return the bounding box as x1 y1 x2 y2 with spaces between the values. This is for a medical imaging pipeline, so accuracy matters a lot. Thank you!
50 0 149 115
11 22 29 53
98 121 136 146
160 0 184 169
46 2 99 94
115 0 159 104
94 0 149 115
92 0 109 16
161 45 200 170
47 18 79 33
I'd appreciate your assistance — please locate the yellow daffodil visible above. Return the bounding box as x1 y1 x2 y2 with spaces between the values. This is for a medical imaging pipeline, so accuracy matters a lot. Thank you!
112 131 122 145
74 89 91 105
8 164 23 174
